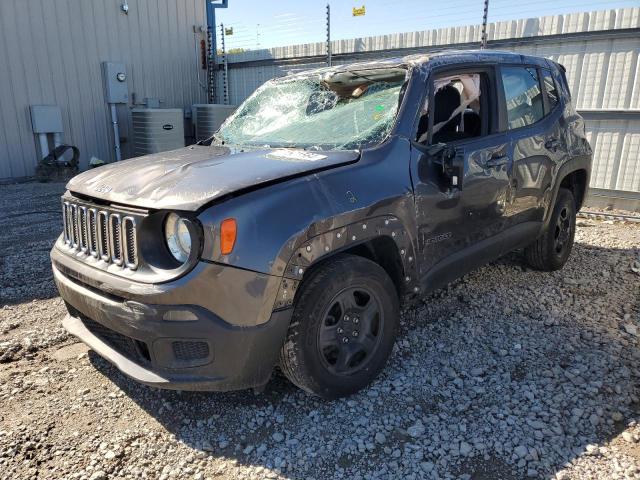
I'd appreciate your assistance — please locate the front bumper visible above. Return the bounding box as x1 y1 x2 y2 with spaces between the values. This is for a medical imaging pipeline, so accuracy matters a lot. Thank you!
52 249 292 391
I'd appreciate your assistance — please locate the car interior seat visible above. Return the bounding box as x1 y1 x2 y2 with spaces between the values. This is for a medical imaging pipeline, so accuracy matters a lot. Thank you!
432 85 462 143
462 110 481 138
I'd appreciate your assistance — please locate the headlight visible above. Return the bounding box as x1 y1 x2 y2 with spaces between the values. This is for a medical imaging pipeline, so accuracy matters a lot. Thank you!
164 213 192 263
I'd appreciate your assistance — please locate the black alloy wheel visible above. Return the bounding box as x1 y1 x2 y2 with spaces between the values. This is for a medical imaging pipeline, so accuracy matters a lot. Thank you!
554 205 573 254
317 286 384 376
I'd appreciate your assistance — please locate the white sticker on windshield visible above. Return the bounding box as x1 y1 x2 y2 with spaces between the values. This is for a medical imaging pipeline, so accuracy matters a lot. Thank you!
266 149 327 162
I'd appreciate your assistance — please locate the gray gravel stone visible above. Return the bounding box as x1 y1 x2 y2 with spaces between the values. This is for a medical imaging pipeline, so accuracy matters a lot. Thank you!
515 445 529 459
459 442 473 456
1 183 639 480
407 422 425 438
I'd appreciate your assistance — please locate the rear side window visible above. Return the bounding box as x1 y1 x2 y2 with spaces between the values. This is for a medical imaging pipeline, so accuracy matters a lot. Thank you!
500 67 544 129
541 68 559 111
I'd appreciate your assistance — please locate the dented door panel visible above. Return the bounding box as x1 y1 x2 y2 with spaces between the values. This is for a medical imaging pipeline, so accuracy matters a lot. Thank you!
410 135 513 279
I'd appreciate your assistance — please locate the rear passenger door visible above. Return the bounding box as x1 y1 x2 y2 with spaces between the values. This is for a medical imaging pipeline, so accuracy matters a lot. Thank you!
498 65 562 227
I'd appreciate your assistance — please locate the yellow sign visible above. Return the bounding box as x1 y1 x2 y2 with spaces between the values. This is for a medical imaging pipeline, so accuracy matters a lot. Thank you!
352 5 366 17
225 27 233 35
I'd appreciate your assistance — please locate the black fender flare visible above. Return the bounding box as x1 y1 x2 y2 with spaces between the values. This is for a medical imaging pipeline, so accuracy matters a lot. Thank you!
273 215 419 310
543 154 591 229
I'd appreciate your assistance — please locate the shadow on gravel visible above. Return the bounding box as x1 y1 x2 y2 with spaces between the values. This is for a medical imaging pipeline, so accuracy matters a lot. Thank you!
0 182 65 306
88 240 640 480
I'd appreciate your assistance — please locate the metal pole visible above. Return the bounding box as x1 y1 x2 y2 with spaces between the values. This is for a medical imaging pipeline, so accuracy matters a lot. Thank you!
220 23 229 105
110 104 122 161
206 20 217 102
326 4 331 66
481 0 489 49
205 1 230 103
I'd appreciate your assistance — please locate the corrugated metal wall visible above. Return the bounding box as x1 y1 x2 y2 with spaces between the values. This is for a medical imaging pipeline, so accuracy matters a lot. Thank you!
222 7 640 195
0 0 207 179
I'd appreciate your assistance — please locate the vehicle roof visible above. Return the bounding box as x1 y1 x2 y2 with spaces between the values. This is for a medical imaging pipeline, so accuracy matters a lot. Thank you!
405 49 550 66
284 49 552 79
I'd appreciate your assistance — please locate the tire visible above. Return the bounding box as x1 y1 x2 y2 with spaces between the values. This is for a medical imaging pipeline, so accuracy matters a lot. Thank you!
279 254 399 399
524 187 576 271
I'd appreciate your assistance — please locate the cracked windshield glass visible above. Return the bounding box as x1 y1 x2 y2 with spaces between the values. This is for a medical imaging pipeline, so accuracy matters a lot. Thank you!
215 68 407 150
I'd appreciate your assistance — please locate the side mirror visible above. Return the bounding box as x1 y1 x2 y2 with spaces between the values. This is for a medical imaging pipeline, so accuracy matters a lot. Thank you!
412 141 463 190
440 145 462 188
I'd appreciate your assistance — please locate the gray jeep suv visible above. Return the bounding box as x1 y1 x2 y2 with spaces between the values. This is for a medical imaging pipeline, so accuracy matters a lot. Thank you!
51 50 592 399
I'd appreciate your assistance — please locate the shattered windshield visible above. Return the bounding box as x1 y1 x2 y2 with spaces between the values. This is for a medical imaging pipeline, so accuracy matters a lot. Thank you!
215 67 407 151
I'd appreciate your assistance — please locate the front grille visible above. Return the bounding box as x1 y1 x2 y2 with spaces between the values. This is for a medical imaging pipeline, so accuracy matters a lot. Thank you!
88 208 98 255
172 341 210 362
62 199 140 270
81 315 150 365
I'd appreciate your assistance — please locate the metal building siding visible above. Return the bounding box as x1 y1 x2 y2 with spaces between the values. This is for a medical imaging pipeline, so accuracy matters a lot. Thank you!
586 120 640 192
0 0 207 179
512 29 640 195
512 38 640 108
616 127 640 191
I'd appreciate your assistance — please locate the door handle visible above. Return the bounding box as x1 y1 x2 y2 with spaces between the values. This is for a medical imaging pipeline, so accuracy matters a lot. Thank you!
484 155 509 168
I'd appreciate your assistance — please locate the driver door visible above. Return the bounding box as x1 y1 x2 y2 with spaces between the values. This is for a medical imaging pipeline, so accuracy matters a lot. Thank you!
410 65 517 291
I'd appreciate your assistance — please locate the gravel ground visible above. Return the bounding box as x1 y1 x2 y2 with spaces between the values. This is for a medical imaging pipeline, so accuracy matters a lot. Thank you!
1 181 639 480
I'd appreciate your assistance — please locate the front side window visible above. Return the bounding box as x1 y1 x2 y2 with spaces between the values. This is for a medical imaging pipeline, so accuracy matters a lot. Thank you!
417 72 487 144
500 67 544 129
541 68 559 112
215 67 407 151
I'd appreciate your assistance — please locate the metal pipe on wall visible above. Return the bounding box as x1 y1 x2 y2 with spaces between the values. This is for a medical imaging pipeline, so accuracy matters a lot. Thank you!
110 104 122 162
38 134 50 159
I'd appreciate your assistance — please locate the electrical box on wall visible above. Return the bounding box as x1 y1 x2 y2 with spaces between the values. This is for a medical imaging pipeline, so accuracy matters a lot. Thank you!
102 62 129 104
30 105 63 133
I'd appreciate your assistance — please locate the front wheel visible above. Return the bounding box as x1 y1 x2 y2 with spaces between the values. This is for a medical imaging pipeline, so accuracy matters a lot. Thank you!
524 187 576 271
279 254 399 399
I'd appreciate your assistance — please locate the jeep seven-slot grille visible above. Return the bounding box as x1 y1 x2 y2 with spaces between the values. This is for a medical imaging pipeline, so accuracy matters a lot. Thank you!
62 199 139 270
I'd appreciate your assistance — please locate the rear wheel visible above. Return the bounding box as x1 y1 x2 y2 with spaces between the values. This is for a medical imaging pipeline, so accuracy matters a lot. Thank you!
279 254 399 399
525 187 576 271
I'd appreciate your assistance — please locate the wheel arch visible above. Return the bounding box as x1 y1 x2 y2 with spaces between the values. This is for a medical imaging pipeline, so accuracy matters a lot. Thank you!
544 155 591 227
274 216 420 311
559 168 588 211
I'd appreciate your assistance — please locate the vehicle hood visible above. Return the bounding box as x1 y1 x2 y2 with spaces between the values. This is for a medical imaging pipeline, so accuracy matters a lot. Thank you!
66 146 359 211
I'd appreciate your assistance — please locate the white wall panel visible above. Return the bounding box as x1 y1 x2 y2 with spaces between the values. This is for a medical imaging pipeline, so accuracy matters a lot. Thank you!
586 122 623 189
615 127 640 192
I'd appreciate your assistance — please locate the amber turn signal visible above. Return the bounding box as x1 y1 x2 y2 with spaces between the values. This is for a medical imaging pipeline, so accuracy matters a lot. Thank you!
220 218 237 255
